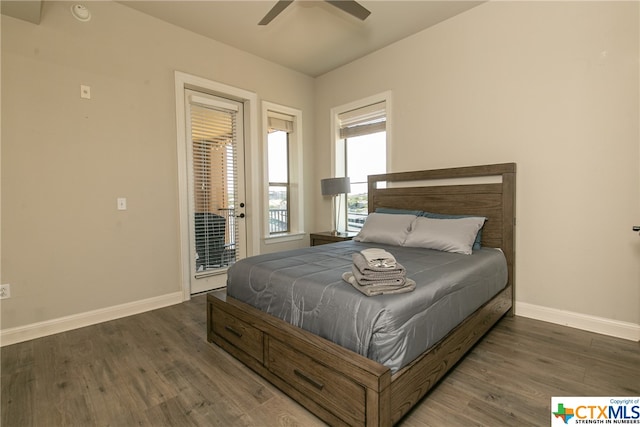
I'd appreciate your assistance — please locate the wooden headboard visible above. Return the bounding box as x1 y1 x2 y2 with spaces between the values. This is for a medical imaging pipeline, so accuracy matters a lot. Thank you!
368 163 516 301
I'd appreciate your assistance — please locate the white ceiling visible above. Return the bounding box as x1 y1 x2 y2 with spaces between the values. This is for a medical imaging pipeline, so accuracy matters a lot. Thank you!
118 1 484 77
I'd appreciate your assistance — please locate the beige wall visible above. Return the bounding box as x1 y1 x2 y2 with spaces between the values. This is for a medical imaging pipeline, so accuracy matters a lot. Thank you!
1 1 315 330
315 1 640 325
2 0 638 336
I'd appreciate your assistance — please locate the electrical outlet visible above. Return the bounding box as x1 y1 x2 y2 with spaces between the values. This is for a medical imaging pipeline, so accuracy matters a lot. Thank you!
0 284 10 299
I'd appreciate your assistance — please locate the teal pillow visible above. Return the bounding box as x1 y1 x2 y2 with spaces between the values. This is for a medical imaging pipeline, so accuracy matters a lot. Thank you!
375 207 424 216
421 211 485 250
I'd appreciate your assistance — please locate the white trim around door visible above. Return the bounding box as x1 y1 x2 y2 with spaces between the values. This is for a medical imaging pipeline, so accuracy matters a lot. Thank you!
174 71 260 301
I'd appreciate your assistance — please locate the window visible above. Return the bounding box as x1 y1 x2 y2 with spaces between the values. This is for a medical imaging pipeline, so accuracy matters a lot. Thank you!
333 95 390 232
263 103 304 241
267 113 292 234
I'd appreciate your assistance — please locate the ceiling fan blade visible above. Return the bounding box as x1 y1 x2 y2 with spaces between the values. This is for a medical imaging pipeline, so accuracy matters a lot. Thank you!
258 0 294 25
326 0 371 21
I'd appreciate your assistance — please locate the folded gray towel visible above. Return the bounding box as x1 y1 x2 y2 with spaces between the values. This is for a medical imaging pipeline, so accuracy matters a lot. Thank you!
351 264 405 286
342 272 416 296
352 252 405 276
360 248 397 268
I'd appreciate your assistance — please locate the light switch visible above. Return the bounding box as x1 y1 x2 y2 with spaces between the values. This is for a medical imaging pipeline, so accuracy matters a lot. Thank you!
117 198 127 210
81 85 91 99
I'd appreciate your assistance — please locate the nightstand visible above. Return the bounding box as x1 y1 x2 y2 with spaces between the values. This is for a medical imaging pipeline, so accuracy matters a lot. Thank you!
310 231 358 246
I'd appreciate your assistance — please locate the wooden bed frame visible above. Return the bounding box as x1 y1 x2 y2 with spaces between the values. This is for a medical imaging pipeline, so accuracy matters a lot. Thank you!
207 163 516 426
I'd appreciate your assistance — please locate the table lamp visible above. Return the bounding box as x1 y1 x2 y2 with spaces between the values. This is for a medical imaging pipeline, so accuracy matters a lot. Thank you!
321 177 351 235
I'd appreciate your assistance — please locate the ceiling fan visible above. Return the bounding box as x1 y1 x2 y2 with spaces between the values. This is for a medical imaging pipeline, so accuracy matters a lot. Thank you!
258 0 371 25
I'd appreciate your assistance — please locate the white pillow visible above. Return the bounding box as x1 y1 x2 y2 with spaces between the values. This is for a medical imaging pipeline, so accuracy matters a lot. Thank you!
403 216 486 255
353 213 416 246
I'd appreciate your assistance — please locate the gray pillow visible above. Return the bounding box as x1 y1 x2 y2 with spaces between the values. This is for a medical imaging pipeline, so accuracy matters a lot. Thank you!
353 213 416 246
422 211 484 250
403 216 486 255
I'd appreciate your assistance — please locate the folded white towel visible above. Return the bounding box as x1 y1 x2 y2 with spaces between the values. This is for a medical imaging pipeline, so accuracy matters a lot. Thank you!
360 248 397 269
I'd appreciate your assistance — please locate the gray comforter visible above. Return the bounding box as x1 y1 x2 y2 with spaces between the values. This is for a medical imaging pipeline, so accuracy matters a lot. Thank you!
226 240 507 373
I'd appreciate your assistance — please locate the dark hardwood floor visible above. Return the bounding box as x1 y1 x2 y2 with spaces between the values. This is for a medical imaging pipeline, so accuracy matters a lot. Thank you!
2 294 638 426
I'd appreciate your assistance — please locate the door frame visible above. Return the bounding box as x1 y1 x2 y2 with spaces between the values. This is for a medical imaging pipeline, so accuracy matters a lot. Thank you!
175 71 260 301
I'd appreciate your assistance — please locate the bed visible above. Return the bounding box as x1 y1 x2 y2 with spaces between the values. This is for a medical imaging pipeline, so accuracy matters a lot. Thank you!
207 163 516 426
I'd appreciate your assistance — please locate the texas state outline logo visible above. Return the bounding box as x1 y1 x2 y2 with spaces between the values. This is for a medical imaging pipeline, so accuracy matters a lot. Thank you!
553 402 575 424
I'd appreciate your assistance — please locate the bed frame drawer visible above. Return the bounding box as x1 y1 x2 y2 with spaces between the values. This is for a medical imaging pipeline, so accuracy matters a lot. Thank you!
266 337 366 425
211 305 264 363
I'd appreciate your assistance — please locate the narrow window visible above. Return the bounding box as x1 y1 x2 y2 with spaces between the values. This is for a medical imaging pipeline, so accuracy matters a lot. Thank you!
265 107 302 238
338 100 387 232
267 118 291 233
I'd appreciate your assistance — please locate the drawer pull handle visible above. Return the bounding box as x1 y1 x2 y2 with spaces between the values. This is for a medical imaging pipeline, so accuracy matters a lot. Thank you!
294 369 324 390
224 325 243 338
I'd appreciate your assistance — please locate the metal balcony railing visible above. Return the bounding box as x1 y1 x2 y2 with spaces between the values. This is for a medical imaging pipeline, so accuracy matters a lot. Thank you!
269 208 288 234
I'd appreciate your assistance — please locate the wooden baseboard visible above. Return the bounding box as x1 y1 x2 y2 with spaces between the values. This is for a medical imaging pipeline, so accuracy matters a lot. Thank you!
516 302 640 342
0 292 184 346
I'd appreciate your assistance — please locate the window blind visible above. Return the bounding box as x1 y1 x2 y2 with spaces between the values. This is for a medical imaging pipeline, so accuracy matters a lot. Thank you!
267 111 294 134
338 101 386 139
189 98 239 274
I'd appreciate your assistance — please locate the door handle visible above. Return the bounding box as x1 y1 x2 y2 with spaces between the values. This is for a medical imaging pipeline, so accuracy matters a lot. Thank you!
236 213 245 218
633 226 640 232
